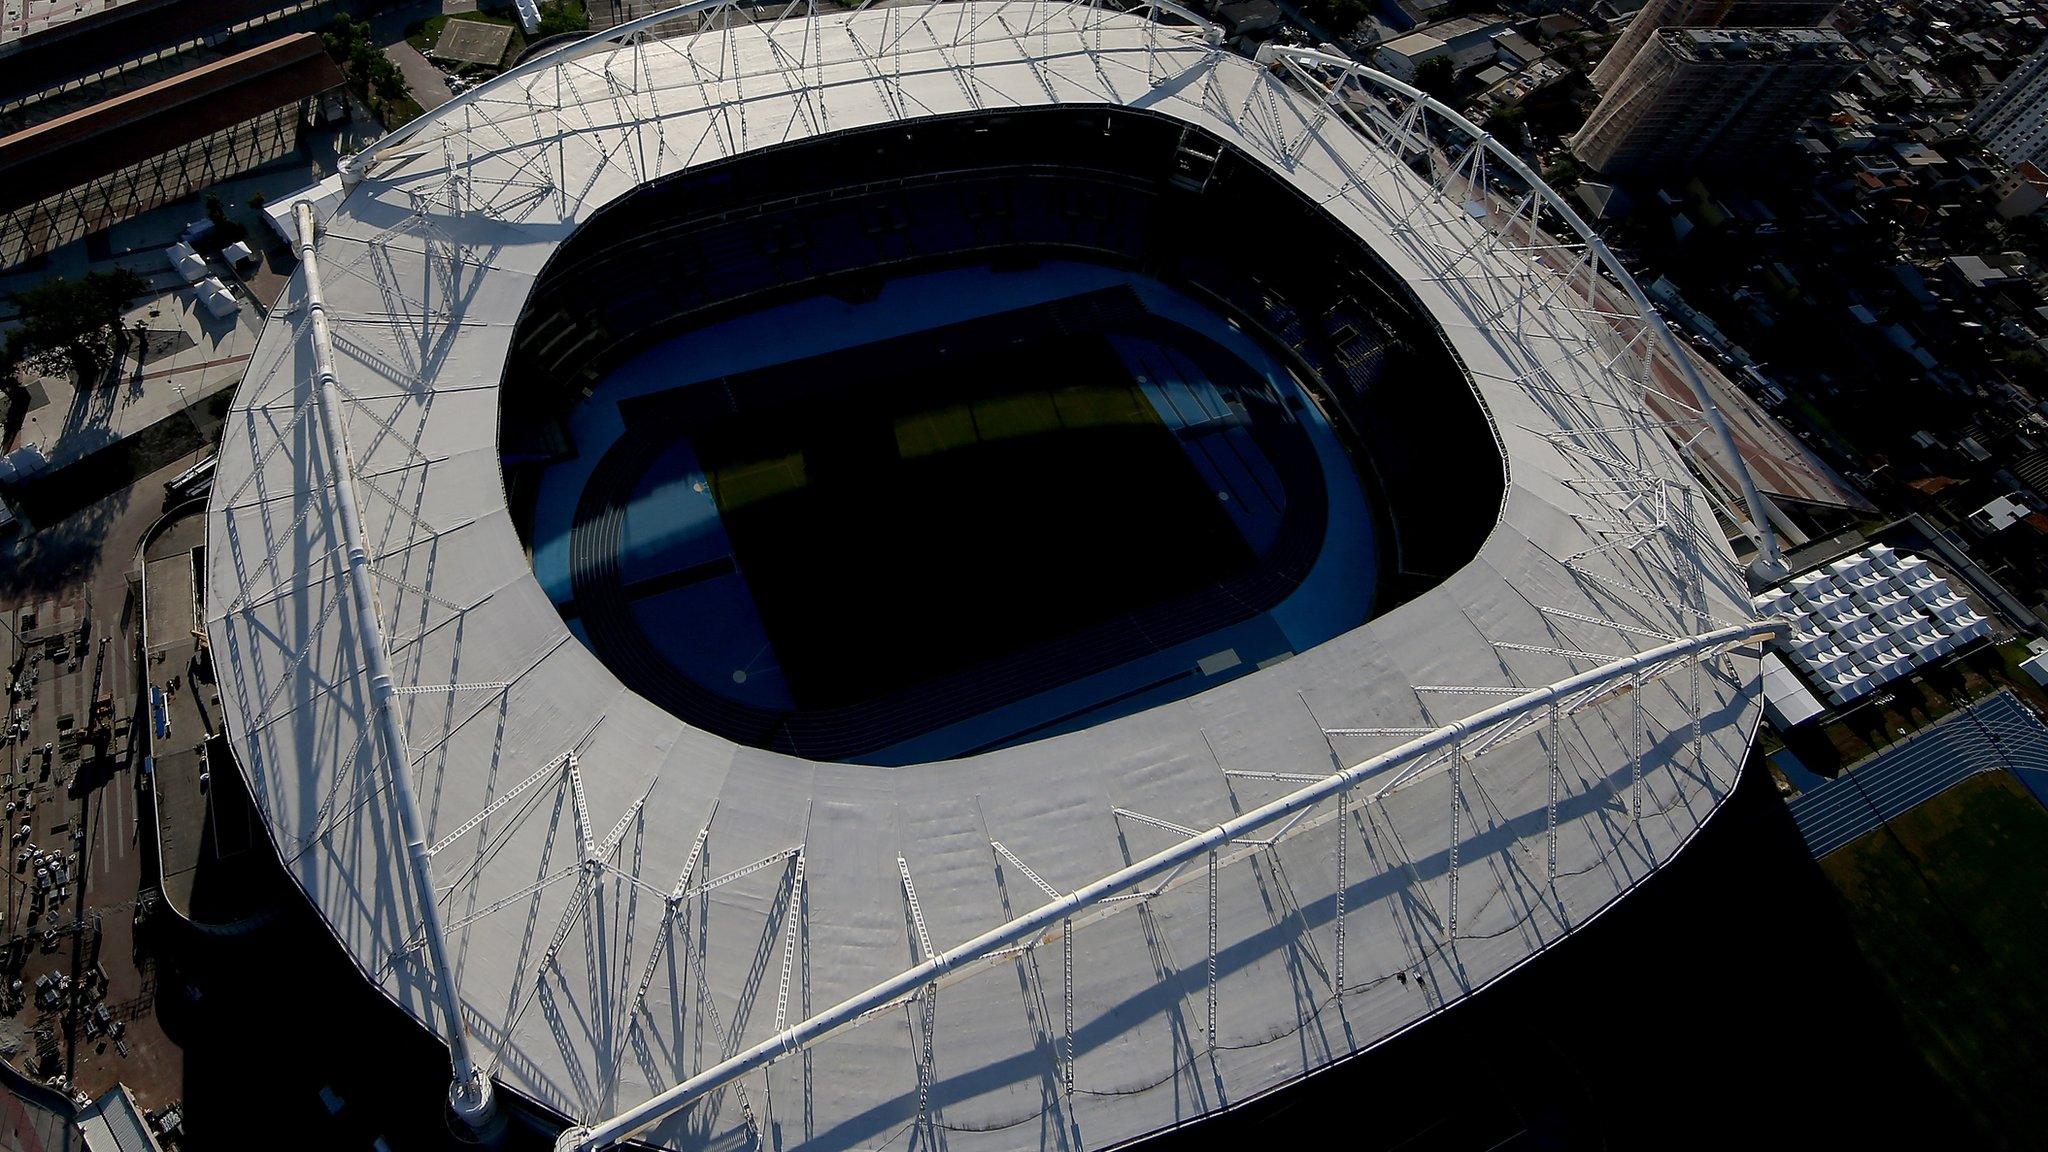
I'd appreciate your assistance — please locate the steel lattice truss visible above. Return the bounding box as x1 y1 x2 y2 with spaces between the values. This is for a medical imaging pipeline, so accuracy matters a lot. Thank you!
202 5 1778 1151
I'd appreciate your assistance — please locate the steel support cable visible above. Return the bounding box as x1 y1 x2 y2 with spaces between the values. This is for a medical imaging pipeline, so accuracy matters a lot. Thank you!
1252 43 1784 580
344 0 1221 180
560 618 1778 1150
295 201 497 1126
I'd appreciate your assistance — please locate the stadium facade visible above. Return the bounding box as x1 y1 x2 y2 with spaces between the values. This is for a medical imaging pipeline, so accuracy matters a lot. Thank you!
203 3 1780 1150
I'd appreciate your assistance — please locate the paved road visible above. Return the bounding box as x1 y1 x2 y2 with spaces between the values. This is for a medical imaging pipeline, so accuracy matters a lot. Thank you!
0 425 213 1108
371 1 477 114
385 39 454 112
1787 690 2048 857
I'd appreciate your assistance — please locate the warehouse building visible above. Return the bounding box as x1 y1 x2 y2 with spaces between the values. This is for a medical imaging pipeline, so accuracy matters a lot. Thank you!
0 0 337 117
0 32 345 270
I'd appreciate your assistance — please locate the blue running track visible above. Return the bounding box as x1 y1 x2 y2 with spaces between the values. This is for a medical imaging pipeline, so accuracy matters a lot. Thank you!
1788 689 2048 857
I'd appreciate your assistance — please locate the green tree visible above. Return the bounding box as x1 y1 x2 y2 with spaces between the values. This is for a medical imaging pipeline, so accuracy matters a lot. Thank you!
4 269 150 381
370 54 408 104
537 1 589 38
322 13 368 63
1414 57 1456 100
346 37 381 96
324 13 410 113
1542 154 1582 192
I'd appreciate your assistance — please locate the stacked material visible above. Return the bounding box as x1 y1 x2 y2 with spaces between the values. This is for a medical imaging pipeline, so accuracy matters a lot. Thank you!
1754 544 1990 705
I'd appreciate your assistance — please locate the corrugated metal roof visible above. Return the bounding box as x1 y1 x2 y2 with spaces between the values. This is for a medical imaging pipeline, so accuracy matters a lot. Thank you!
0 0 312 107
0 32 344 212
76 1084 162 1152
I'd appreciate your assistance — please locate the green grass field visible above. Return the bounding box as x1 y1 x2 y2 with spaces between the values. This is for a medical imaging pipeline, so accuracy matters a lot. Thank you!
1821 771 2048 1145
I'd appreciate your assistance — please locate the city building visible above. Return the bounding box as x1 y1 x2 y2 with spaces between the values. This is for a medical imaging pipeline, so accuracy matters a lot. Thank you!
1992 161 2048 219
1370 15 1509 81
0 32 344 269
1969 38 2048 170
77 1083 166 1152
1591 0 1841 89
1572 27 1861 178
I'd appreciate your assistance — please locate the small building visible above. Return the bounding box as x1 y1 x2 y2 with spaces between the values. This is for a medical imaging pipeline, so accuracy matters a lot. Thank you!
1492 29 1542 68
1994 161 2048 219
1574 179 1631 220
77 1083 166 1152
1892 263 1939 309
1372 16 1511 82
0 33 346 270
1392 0 1454 29
1947 253 2024 291
196 276 240 320
1974 493 2032 534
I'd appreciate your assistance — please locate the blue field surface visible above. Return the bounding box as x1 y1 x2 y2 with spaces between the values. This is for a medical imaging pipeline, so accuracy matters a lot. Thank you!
525 261 1380 761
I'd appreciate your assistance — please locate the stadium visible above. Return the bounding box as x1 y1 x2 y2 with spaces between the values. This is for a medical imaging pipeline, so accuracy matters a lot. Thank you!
202 2 1779 1150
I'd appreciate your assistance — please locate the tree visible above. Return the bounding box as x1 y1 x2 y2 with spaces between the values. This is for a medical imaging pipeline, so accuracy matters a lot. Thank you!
322 13 369 65
1303 0 1372 36
4 268 150 382
1481 104 1524 141
537 1 589 38
347 37 382 97
1542 154 1583 193
370 54 408 104
1414 57 1457 100
324 13 410 115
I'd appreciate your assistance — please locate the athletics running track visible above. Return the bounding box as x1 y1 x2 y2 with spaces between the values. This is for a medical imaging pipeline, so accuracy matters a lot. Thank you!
1788 689 2048 857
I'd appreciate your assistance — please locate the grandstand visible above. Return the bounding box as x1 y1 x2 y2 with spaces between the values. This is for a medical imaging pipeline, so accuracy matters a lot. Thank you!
498 106 1460 760
202 4 1779 1151
532 278 1363 761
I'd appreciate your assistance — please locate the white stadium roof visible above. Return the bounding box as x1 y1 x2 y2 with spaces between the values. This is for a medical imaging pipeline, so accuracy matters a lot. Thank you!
204 3 1772 1149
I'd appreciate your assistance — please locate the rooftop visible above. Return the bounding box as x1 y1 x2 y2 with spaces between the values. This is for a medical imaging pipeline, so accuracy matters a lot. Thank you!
0 32 343 212
1668 26 1863 62
0 0 318 109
